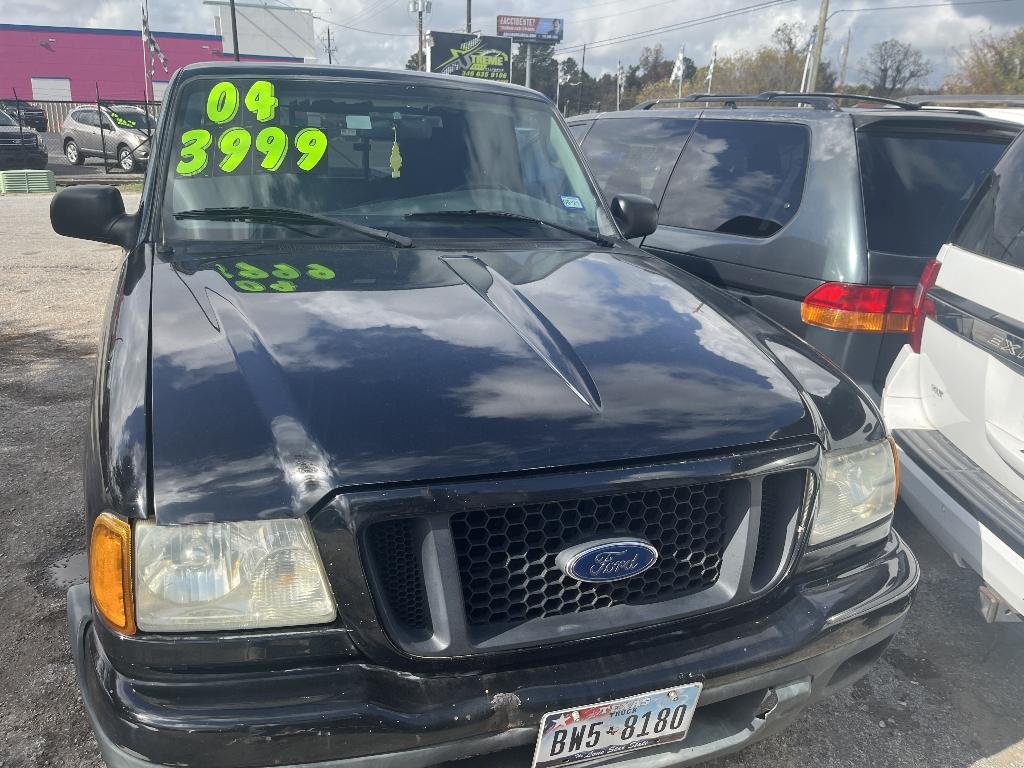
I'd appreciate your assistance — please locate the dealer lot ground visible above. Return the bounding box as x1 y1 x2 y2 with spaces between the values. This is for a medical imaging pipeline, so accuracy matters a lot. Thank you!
1 191 1022 768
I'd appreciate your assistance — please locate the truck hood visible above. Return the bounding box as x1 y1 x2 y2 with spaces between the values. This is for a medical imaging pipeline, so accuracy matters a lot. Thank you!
149 244 817 523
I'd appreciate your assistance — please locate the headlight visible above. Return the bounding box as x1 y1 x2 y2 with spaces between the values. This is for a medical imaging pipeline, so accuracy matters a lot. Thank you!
134 518 336 632
809 439 898 545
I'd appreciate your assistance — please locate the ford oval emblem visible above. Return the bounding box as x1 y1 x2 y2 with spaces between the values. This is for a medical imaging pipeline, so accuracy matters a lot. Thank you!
556 538 659 583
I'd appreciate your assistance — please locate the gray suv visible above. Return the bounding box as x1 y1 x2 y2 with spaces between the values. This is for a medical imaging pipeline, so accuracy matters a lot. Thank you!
568 93 1021 398
61 105 155 172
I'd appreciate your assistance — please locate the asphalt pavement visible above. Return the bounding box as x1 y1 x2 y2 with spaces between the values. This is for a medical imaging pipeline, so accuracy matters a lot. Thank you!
0 191 1022 768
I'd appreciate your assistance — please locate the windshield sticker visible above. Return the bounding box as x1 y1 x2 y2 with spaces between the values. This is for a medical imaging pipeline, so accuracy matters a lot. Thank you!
177 81 325 176
210 260 337 293
177 129 213 176
560 195 584 210
109 111 139 128
389 126 403 179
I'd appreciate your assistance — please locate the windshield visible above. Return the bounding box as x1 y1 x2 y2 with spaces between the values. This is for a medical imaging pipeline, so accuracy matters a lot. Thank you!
160 76 614 243
108 108 153 130
0 111 16 127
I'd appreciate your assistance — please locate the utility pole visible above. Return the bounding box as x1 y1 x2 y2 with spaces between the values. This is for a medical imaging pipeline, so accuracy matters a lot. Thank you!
525 43 533 89
808 0 829 91
410 0 430 71
325 26 336 64
839 27 851 89
417 5 424 71
577 43 586 115
228 0 240 61
466 0 471 32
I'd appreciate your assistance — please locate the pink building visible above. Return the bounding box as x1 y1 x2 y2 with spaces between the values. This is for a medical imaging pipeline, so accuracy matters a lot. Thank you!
0 23 302 104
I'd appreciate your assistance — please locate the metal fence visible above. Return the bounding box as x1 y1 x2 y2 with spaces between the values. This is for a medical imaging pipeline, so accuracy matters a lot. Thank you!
4 87 160 176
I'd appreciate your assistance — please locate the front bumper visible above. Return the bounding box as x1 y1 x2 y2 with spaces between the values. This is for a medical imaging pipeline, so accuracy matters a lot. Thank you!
0 147 47 169
70 532 918 768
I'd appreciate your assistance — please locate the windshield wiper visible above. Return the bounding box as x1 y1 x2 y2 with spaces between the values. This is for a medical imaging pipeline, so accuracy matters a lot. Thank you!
174 206 413 248
405 210 616 247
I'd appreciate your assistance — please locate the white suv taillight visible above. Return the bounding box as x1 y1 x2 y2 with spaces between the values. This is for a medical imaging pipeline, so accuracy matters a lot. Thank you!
909 259 942 354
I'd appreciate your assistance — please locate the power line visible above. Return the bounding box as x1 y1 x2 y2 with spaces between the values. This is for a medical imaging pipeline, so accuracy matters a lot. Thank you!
354 0 405 25
314 13 417 36
568 0 699 25
339 0 400 26
555 0 799 54
830 0 1018 16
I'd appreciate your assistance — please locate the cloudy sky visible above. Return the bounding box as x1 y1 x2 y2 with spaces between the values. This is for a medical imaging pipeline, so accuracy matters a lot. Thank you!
6 0 1023 84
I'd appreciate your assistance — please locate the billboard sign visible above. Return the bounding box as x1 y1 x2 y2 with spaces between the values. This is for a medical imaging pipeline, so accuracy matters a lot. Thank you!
428 32 512 82
496 16 564 43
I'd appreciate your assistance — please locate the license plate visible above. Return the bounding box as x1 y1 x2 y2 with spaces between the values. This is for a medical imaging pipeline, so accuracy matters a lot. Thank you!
531 682 702 768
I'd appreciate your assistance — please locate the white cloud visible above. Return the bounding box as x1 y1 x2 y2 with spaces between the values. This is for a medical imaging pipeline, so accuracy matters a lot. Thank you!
6 0 1020 85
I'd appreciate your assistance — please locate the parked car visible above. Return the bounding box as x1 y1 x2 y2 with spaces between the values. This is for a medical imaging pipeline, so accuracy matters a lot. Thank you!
53 63 917 768
61 104 155 172
0 108 47 169
883 128 1024 621
0 98 48 131
908 94 1024 126
568 93 1021 400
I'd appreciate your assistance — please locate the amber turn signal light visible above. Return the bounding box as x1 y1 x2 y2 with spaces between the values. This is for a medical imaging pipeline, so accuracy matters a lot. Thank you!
90 513 136 635
801 283 916 333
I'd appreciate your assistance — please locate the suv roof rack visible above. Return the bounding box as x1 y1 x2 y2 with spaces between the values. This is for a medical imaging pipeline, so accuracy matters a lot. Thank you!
633 91 922 112
634 93 837 110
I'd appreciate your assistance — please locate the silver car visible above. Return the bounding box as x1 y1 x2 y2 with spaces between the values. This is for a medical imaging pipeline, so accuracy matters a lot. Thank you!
61 105 155 172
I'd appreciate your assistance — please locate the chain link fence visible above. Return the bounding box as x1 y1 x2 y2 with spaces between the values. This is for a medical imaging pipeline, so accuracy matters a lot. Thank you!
3 89 161 178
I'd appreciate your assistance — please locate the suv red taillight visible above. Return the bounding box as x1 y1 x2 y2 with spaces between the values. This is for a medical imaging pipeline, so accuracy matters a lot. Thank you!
909 259 942 353
801 283 917 333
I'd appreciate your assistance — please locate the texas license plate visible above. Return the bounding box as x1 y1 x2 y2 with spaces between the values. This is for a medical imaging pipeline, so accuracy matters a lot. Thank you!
531 683 702 768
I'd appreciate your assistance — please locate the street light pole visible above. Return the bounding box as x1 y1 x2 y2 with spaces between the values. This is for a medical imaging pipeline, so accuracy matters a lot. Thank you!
839 27 851 88
808 0 829 91
466 0 471 33
577 43 586 115
525 43 533 89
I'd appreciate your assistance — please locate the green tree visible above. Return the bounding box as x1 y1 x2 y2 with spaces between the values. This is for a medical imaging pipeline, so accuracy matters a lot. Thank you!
947 28 1024 94
405 52 421 71
512 43 559 99
859 39 933 96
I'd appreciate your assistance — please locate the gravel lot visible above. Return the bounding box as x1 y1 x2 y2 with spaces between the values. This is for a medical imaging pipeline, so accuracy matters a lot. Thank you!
1 191 1022 768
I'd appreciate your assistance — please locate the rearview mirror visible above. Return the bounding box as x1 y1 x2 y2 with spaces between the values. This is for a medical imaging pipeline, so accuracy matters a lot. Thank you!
50 185 138 248
610 194 658 239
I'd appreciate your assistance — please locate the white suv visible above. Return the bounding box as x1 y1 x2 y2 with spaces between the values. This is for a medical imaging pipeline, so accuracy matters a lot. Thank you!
883 131 1024 620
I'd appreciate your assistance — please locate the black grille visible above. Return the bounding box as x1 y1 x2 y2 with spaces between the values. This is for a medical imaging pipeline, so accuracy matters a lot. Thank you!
450 483 731 627
366 519 430 632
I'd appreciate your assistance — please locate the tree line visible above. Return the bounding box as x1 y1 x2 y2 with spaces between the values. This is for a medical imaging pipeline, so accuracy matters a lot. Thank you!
407 24 1024 114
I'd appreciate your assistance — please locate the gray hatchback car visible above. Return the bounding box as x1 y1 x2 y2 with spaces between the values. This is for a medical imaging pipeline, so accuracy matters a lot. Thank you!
61 105 155 172
568 93 1021 399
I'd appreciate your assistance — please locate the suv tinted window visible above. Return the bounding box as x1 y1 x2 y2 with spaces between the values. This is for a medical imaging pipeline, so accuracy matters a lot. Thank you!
659 120 809 238
857 126 1010 257
580 117 695 203
74 110 99 127
952 134 1024 268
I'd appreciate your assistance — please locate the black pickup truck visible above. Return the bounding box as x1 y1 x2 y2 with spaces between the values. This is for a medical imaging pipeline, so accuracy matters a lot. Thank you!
0 108 47 169
0 98 48 131
53 62 917 768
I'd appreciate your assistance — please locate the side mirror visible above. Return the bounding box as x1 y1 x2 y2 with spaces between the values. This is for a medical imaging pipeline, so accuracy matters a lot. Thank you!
50 185 138 248
610 193 658 239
